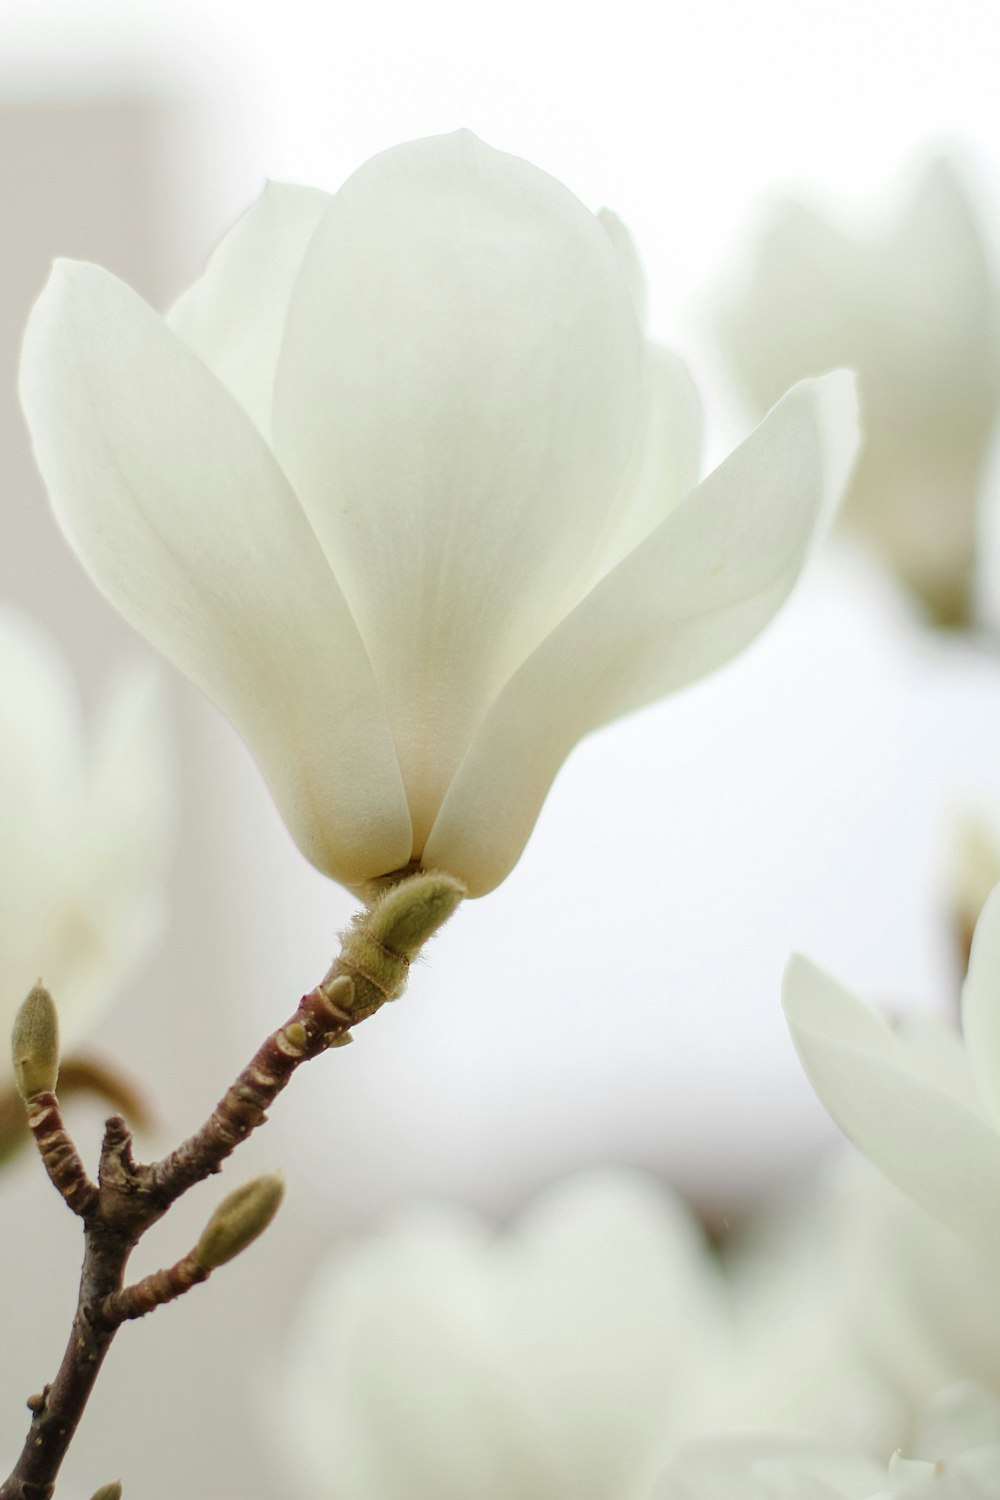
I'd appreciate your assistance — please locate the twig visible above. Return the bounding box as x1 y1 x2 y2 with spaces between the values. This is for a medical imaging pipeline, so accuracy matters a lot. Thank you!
23 1094 99 1217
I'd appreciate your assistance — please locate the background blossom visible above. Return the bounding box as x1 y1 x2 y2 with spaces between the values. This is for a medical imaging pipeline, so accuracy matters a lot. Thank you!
0 602 173 1086
719 157 1000 627
784 883 1000 1255
656 1383 1000 1498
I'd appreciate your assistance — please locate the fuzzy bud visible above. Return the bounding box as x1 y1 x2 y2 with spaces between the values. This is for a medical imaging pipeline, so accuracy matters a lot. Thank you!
11 983 60 1100
89 1484 123 1500
194 1173 284 1271
370 871 466 959
337 872 465 1014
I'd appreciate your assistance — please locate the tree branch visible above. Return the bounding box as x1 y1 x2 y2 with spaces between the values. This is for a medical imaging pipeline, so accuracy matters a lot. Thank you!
1 870 464 1500
23 1094 99 1217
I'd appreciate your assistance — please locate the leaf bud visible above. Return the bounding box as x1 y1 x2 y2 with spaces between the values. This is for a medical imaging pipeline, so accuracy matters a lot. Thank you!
11 983 60 1099
194 1173 284 1271
89 1484 123 1500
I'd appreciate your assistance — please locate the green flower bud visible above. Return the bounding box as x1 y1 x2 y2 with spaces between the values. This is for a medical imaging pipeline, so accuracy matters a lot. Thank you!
194 1173 285 1271
11 983 60 1100
370 871 466 959
338 872 465 1014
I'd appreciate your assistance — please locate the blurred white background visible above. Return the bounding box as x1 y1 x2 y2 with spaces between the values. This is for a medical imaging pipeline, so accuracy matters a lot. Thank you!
3 1 1000 1495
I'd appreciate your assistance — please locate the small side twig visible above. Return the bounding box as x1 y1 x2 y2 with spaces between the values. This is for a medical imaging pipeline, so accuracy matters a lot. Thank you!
98 1253 209 1324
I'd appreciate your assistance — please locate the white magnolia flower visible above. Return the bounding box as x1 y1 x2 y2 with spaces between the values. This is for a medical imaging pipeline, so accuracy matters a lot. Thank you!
783 883 1000 1256
274 1169 920 1500
0 605 173 1085
656 1383 1000 1498
730 1156 1000 1450
832 1162 1000 1411
276 1172 740 1500
20 131 858 896
724 1171 909 1459
720 157 1000 627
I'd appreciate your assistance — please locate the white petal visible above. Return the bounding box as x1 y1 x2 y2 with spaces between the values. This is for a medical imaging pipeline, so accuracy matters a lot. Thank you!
939 1448 1000 1496
425 372 857 894
0 620 174 1074
785 962 979 1112
895 158 998 345
276 1174 727 1500
888 1444 1000 1498
911 1384 1000 1463
271 130 642 848
20 260 411 887
592 342 704 574
167 180 330 440
72 666 176 1024
656 1433 886 1500
6 667 172 1057
0 608 85 1068
278 1209 560 1500
721 198 852 416
960 884 1000 1126
0 604 83 860
895 1013 986 1110
598 207 648 327
783 955 1000 1256
504 1172 731 1496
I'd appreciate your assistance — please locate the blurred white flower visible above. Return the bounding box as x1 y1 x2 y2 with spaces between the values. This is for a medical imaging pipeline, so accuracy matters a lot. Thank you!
274 1170 917 1500
724 1170 909 1458
832 1163 1000 1411
656 1383 1000 1498
276 1172 739 1500
20 131 857 897
0 604 173 1086
720 157 1000 627
783 882 1000 1255
729 1156 1000 1454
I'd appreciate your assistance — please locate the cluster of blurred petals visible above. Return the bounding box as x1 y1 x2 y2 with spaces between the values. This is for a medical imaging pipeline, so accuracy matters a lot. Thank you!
0 605 172 1094
785 881 1000 1258
658 1382 1000 1498
274 1158 1000 1499
720 157 1000 629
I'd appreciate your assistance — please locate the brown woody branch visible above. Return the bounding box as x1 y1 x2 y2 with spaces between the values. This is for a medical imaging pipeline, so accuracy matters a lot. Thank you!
0 870 463 1500
24 1094 99 1217
98 1252 209 1324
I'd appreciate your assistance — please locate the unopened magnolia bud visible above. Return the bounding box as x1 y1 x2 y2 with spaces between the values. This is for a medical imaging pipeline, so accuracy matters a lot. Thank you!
370 871 466 959
11 983 60 1099
89 1483 123 1500
194 1173 284 1271
334 873 465 1017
